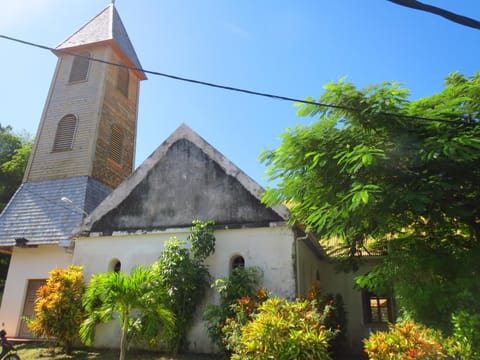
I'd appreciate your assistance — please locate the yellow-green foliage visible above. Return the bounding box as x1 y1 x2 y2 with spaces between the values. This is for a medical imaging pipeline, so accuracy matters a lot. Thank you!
364 321 447 360
230 297 336 360
28 265 85 353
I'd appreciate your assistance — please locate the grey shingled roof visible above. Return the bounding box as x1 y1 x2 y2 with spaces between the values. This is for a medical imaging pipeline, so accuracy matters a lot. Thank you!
0 177 111 246
56 4 145 77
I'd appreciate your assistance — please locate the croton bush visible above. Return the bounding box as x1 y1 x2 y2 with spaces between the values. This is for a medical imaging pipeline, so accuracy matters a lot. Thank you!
227 297 337 360
364 321 446 360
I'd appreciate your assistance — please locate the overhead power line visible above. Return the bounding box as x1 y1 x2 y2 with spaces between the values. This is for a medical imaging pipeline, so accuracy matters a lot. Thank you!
0 34 476 127
386 0 480 30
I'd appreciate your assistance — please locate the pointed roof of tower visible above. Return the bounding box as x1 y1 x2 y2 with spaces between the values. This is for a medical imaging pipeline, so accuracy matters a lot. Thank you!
55 4 145 79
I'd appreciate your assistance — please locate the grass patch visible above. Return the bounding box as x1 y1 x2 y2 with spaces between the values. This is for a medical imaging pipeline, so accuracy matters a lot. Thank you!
12 342 223 360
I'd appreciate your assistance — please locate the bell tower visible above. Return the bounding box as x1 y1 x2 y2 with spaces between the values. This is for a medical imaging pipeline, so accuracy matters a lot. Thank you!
0 4 145 247
24 3 146 189
0 3 146 340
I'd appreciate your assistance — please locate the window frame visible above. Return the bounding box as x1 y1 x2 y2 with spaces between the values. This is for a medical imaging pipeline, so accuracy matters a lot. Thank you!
109 258 122 273
109 124 124 165
52 114 78 152
68 52 91 83
230 255 245 273
362 290 395 324
117 66 129 98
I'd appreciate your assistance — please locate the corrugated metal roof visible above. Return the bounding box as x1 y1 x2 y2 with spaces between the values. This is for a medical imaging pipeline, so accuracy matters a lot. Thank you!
55 4 144 75
0 177 111 246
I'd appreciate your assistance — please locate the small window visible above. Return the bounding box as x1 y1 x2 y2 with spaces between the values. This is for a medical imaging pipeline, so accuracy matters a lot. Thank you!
113 261 121 273
231 255 245 271
69 52 90 83
363 290 395 324
53 114 77 151
109 258 121 273
117 66 129 97
109 124 124 164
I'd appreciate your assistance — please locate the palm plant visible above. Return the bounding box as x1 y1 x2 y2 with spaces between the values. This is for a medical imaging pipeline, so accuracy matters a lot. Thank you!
80 266 174 360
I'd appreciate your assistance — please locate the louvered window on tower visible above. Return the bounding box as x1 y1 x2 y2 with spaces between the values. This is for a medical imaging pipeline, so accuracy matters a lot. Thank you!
52 115 77 152
109 124 124 164
117 67 129 97
69 52 90 83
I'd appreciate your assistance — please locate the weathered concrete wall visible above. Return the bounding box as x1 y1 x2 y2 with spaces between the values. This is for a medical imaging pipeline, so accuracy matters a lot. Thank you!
0 245 71 336
91 138 283 233
73 225 296 353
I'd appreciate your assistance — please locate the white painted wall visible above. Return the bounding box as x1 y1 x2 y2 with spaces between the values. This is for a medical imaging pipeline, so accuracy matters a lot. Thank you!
317 258 380 354
296 238 324 296
0 245 72 336
73 225 297 352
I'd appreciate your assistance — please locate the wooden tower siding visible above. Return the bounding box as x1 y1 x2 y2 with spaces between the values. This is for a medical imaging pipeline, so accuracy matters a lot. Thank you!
24 45 141 189
92 50 140 189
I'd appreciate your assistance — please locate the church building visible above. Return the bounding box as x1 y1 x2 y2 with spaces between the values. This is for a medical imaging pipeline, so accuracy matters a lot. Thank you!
0 3 390 355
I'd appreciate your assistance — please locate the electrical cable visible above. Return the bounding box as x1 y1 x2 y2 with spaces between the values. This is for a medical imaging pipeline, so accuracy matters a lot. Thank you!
0 34 477 127
386 0 480 30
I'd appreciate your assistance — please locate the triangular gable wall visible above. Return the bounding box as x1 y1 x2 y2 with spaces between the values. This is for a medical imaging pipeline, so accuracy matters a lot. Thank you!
77 124 289 235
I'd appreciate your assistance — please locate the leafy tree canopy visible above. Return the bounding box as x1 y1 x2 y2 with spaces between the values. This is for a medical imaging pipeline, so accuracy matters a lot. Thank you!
0 124 31 295
0 123 32 211
260 72 480 331
151 220 215 352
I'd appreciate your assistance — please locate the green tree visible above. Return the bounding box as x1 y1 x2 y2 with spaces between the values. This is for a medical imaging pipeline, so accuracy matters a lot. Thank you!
0 124 31 211
0 124 32 298
80 266 174 360
151 220 215 352
260 72 480 332
27 266 85 354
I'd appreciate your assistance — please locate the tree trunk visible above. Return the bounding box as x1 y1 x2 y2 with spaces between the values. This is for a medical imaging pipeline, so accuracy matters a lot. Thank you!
119 312 129 360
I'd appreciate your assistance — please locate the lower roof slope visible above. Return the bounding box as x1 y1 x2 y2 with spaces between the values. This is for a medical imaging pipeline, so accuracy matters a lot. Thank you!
0 177 111 246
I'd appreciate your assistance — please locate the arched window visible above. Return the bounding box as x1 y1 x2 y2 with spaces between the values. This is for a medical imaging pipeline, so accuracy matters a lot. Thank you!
69 52 90 83
231 255 245 271
113 261 121 273
109 258 121 273
109 124 124 164
52 114 77 151
117 66 129 97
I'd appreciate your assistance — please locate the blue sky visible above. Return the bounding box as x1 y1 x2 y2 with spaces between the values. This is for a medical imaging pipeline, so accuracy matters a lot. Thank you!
0 1 478 187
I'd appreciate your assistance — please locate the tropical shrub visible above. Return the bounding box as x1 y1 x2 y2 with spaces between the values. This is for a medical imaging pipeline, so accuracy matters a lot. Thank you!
304 280 347 348
445 311 480 360
364 321 447 359
80 266 174 360
222 288 269 354
230 297 337 360
27 265 85 354
203 266 261 352
151 220 215 352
